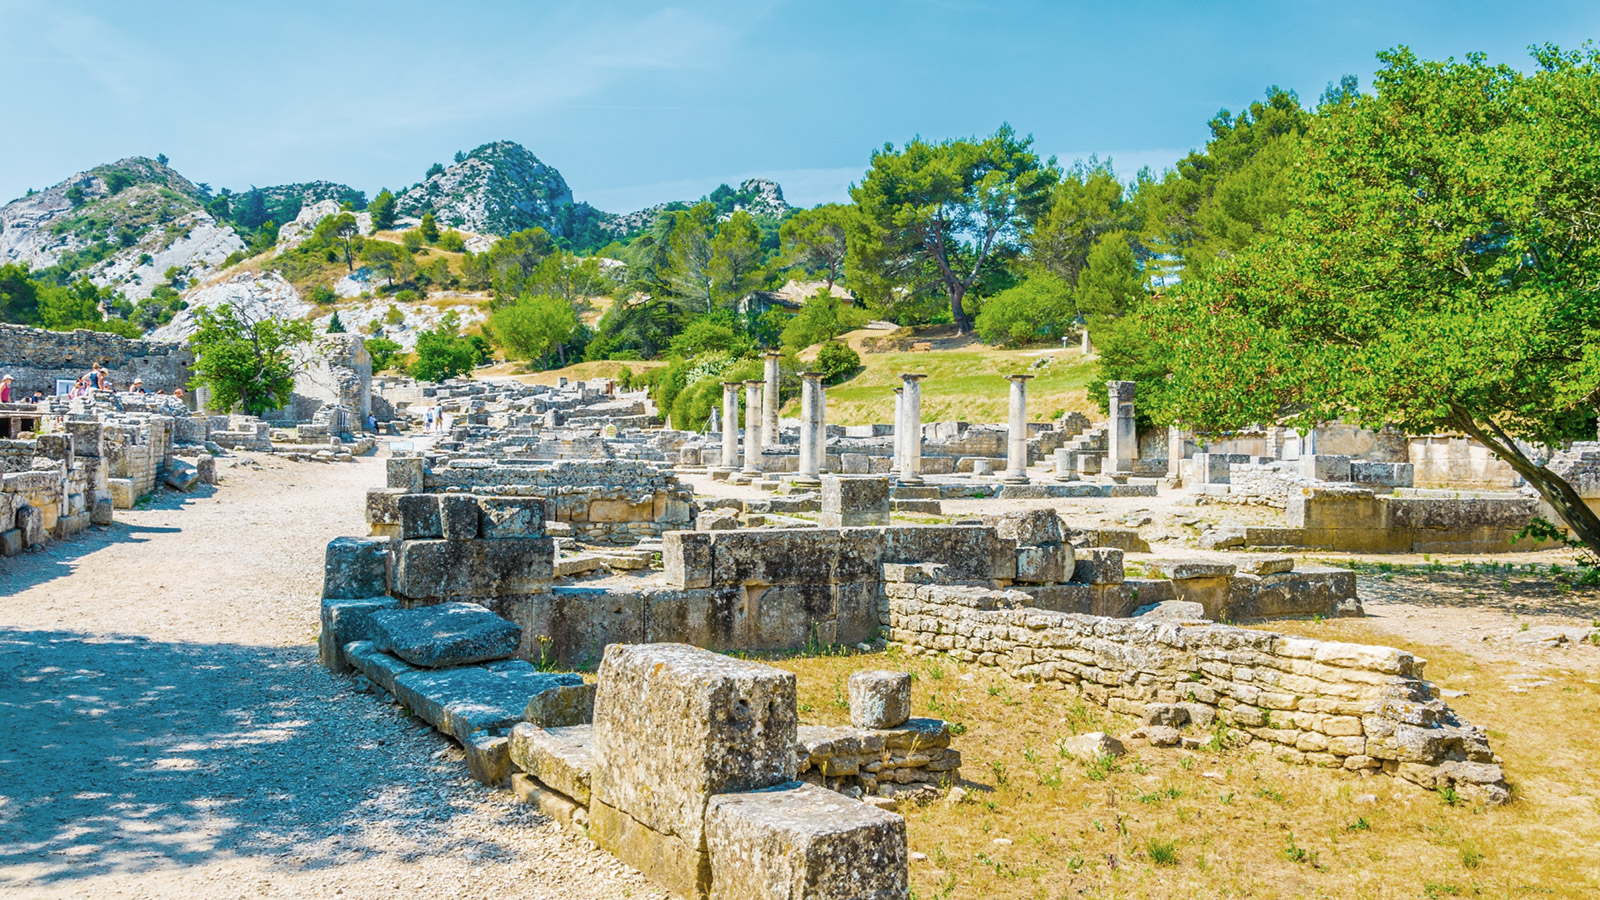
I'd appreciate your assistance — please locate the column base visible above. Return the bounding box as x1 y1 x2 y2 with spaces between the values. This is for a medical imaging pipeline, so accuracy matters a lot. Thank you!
790 475 823 489
999 473 1030 484
1054 474 1079 483
896 474 925 486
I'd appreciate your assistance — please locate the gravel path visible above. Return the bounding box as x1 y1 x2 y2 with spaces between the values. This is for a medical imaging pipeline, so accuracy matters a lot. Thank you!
0 452 665 900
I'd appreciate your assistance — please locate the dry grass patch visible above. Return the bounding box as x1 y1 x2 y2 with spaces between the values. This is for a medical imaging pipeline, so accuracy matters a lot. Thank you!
771 637 1600 899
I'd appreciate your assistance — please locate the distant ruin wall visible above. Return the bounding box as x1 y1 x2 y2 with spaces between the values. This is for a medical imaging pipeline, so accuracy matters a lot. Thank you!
887 580 1510 803
0 323 192 396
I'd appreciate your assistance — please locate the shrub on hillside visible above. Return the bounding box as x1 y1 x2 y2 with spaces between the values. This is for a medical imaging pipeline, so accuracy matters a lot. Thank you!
813 340 861 384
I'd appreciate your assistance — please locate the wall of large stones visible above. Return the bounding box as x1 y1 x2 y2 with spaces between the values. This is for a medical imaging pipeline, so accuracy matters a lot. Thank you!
0 323 192 397
887 582 1508 802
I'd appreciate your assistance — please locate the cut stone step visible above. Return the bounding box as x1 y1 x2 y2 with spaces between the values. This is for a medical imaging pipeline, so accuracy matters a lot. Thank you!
367 601 521 668
555 554 606 577
345 642 582 745
509 723 595 805
890 499 942 514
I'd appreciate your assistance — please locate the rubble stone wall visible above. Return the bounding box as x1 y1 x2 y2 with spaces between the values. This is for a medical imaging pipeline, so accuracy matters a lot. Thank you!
0 323 192 397
887 580 1510 803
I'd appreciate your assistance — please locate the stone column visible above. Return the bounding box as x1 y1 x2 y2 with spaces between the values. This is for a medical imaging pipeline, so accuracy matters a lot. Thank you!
762 350 781 446
900 374 927 484
1106 381 1137 475
720 382 741 471
1001 375 1032 483
1167 426 1186 479
1081 328 1093 356
890 387 905 476
742 380 764 476
1054 448 1079 482
795 373 824 487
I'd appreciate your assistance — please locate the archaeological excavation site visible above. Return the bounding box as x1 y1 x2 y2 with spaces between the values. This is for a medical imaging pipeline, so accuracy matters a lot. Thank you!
6 24 1600 898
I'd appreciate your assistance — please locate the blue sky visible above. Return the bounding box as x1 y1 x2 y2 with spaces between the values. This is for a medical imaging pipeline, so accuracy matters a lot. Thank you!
1 0 1596 212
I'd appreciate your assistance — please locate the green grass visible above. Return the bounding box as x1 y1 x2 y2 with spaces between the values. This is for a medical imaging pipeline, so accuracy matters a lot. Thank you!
783 344 1099 426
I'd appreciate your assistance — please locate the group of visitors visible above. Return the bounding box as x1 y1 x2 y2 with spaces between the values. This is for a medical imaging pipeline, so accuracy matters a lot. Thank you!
422 405 452 433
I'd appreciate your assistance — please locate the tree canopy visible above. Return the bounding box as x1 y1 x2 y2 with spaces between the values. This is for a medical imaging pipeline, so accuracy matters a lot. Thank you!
1103 45 1600 553
187 303 314 414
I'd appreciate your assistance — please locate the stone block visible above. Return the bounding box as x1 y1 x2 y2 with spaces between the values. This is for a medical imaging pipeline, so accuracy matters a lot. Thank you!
322 536 391 599
1301 454 1352 483
193 454 217 486
848 671 912 730
438 493 479 540
525 682 597 726
1241 556 1294 576
592 643 798 886
387 456 425 491
512 773 589 831
664 530 714 589
509 723 595 805
988 509 1064 546
368 602 522 668
90 496 114 526
478 496 545 539
705 781 908 900
1014 542 1072 584
1071 547 1124 584
1145 558 1237 580
17 505 45 548
163 459 200 491
318 595 398 673
345 643 583 745
1131 600 1209 621
819 475 890 528
0 528 21 557
391 537 553 601
365 487 404 527
398 494 442 539
107 478 135 509
465 734 512 786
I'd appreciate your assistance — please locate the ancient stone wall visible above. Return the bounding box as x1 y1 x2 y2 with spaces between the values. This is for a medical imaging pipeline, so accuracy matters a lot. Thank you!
886 577 1510 803
0 323 192 397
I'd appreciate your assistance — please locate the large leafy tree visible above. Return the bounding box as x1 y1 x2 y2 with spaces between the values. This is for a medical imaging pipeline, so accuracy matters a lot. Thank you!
849 125 1059 333
486 294 580 367
663 202 719 313
411 311 482 382
1029 158 1140 288
188 303 314 414
1136 86 1311 280
1118 46 1600 553
780 203 851 288
708 210 763 305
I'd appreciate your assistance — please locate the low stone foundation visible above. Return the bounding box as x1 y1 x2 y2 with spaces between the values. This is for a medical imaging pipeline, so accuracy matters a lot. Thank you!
886 573 1509 804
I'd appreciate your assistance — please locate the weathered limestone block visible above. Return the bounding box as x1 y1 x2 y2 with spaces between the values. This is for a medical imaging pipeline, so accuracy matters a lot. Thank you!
1071 547 1124 584
664 530 714 589
819 475 890 528
509 722 595 805
848 671 912 730
987 509 1064 546
107 478 136 509
512 772 589 831
705 781 909 900
438 493 480 540
323 536 391 599
387 456 425 492
318 595 398 673
17 505 46 548
592 643 799 898
525 683 597 726
0 528 20 557
391 537 553 601
478 496 545 539
1145 559 1237 580
163 459 200 491
89 496 114 527
365 488 404 529
368 602 522 668
1015 542 1072 584
399 493 442 539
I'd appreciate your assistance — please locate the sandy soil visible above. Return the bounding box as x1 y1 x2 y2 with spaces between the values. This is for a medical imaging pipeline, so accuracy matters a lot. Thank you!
0 451 664 900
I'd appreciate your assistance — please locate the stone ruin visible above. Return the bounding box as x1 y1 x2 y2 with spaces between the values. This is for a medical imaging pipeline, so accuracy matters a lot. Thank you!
0 392 221 557
318 585 929 899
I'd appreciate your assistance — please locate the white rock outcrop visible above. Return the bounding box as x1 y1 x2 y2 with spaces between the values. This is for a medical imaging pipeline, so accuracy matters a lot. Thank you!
153 271 310 341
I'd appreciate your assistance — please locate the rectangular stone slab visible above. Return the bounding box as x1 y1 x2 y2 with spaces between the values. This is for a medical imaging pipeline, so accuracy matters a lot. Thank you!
368 601 522 668
705 781 908 900
592 643 798 858
345 642 582 744
509 723 595 805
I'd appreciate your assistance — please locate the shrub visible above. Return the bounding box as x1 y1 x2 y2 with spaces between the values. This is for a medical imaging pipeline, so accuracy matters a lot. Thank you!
975 272 1076 347
401 229 425 252
395 289 419 303
813 340 861 384
308 285 337 305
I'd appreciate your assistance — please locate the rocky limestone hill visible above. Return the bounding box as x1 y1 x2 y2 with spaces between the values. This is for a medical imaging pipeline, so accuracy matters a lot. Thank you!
396 141 577 236
151 270 311 341
0 156 245 301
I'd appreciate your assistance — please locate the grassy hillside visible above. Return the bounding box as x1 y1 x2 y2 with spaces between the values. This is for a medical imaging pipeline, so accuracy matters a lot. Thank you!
792 344 1099 426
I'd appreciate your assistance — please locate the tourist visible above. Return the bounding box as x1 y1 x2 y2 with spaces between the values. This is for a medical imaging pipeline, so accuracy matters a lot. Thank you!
425 406 436 432
0 374 11 403
84 367 100 390
366 412 377 432
130 378 145 394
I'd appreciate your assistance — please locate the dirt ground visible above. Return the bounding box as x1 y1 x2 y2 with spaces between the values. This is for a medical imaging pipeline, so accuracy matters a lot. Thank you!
0 451 665 900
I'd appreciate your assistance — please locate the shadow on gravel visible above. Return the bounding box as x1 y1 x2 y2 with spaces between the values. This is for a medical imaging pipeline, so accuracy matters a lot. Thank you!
0 485 215 595
0 627 502 886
